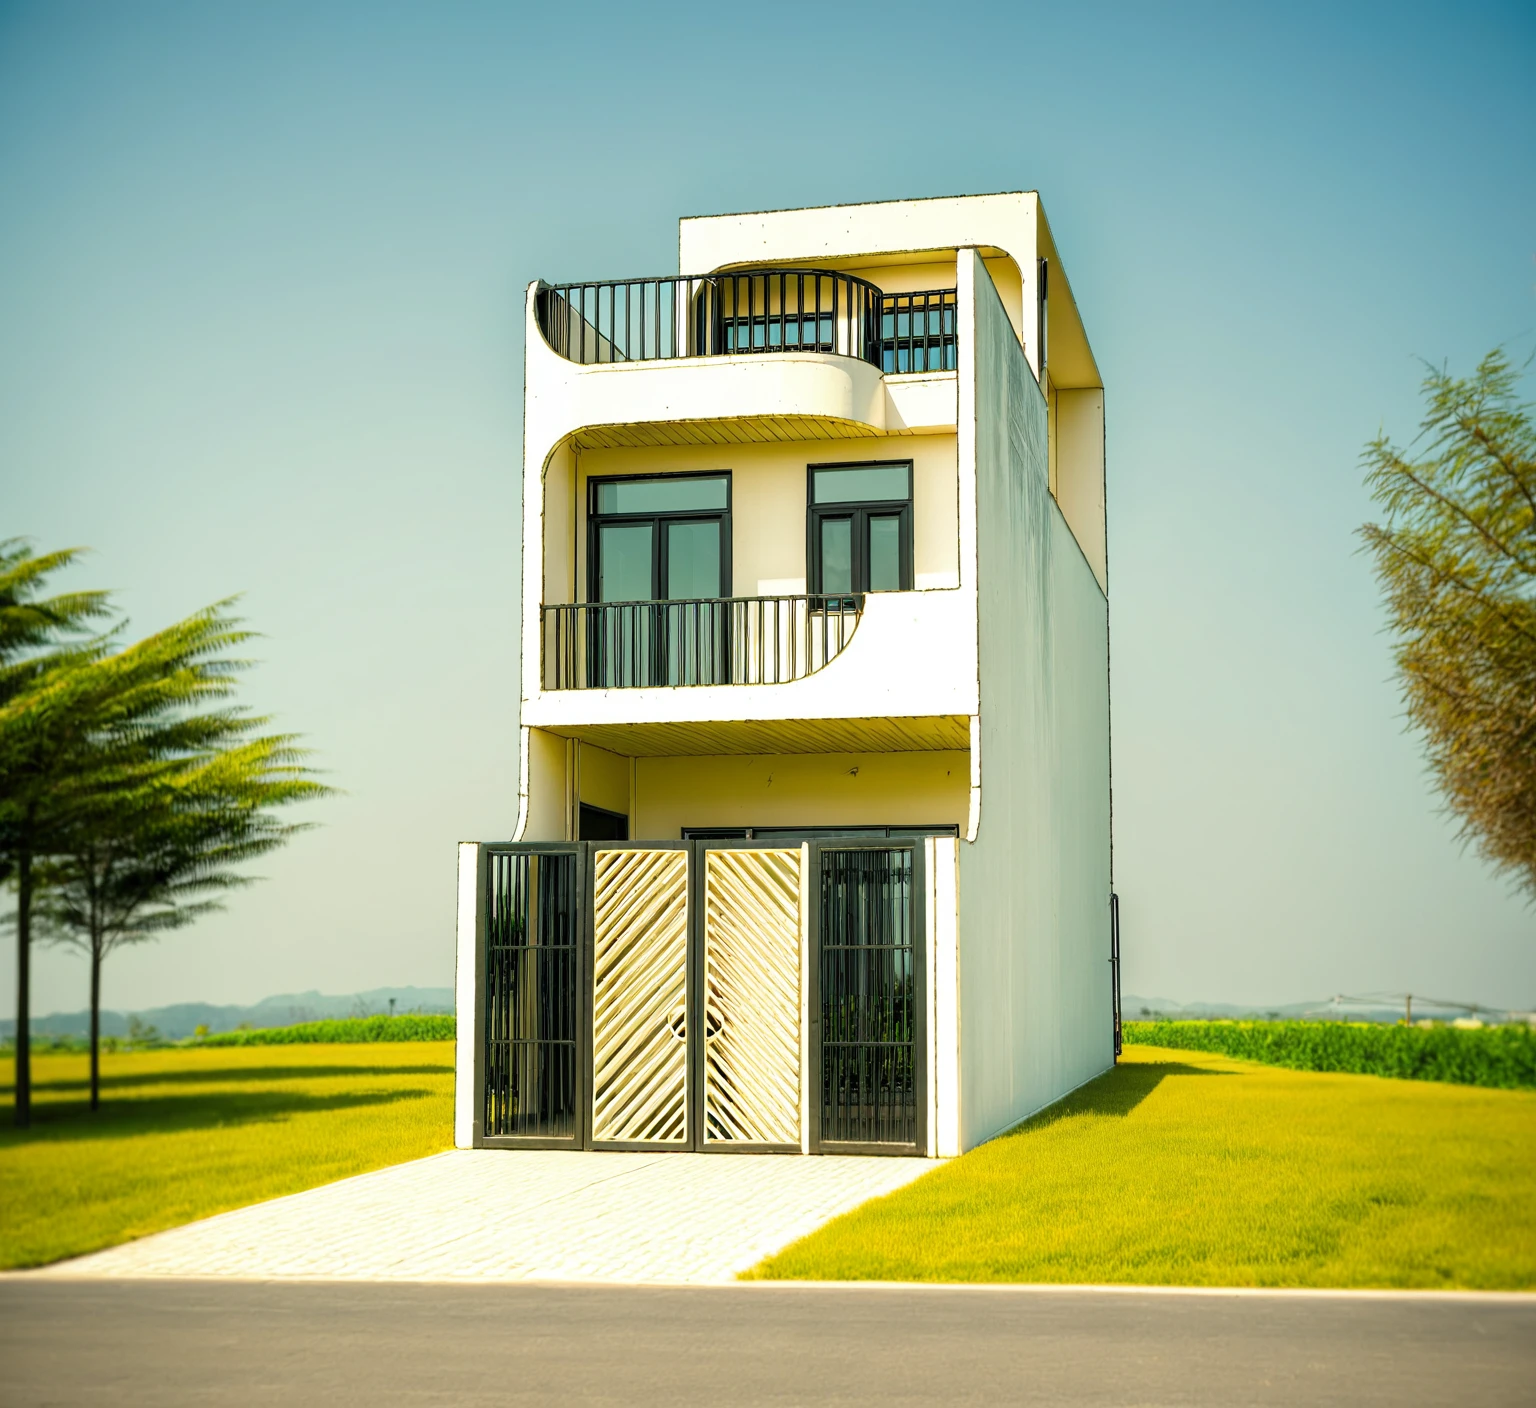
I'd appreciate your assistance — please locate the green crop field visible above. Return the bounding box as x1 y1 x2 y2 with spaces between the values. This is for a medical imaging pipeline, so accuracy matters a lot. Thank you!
195 1014 456 1045
1123 1019 1536 1088
748 1044 1536 1289
0 1043 455 1270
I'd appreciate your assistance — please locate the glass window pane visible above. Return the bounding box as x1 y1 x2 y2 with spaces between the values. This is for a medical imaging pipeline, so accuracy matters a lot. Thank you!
868 515 902 591
597 522 653 602
596 476 728 515
812 465 911 504
665 519 722 600
820 518 853 595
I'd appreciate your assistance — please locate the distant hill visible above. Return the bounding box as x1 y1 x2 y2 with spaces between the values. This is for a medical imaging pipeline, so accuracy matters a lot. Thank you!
2 986 454 1041
1122 994 1526 1024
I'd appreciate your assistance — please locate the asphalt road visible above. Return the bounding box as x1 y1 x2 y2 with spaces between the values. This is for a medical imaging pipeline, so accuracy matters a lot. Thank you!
3 1278 1531 1407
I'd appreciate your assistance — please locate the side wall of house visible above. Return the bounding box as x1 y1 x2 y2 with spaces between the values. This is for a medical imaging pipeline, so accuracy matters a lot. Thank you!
956 251 1113 1152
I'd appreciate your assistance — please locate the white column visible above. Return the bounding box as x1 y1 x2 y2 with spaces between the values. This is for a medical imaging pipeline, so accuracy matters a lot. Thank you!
453 842 483 1149
931 837 961 1158
799 842 812 1155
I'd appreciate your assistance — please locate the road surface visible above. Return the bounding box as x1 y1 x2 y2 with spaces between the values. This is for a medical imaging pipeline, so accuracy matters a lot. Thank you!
3 1278 1530 1406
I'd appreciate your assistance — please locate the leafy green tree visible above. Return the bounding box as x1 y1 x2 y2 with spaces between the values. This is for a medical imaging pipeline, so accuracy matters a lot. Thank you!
2 543 328 1126
0 541 112 1127
1360 349 1536 898
37 729 327 1108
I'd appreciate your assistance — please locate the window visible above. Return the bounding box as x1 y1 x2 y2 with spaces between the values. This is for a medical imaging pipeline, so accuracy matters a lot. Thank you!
880 289 957 373
808 461 912 597
587 472 731 686
588 473 731 603
682 825 959 840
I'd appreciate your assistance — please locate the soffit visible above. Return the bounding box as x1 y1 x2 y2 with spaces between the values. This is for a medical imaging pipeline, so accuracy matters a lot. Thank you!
544 715 971 757
570 416 882 451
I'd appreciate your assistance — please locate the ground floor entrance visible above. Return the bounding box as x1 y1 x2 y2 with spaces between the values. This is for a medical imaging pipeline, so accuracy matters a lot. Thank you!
467 839 927 1156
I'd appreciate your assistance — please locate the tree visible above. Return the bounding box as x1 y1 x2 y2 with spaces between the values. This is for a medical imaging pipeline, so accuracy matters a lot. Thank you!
36 729 328 1109
1359 349 1536 898
1 552 328 1126
0 541 112 1127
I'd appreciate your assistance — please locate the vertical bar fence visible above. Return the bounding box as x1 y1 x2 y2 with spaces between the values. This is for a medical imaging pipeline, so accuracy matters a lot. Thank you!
483 850 581 1139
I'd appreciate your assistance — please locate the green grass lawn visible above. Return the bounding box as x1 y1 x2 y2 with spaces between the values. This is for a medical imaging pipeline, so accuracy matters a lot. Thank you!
0 1042 454 1270
748 1044 1536 1289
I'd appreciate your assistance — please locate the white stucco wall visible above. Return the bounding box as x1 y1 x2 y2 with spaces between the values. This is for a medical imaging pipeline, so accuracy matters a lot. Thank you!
956 251 1113 1152
454 841 481 1148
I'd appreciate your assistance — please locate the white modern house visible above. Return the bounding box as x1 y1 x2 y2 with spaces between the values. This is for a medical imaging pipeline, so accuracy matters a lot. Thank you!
455 192 1116 1159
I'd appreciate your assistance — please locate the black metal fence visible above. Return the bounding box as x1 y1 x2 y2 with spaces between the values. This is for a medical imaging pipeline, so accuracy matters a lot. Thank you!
536 269 885 368
880 288 958 373
1111 892 1122 1060
483 850 581 1138
541 594 861 690
818 847 917 1147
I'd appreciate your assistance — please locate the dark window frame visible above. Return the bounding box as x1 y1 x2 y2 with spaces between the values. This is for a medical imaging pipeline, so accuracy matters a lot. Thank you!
586 470 733 604
806 460 914 596
682 824 960 841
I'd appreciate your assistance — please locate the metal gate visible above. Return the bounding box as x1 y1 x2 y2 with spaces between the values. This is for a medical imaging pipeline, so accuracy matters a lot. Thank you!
480 846 583 1147
475 839 923 1154
810 842 926 1155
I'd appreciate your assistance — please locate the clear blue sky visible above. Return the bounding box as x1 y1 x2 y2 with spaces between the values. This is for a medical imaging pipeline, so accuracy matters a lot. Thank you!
2 0 1532 1017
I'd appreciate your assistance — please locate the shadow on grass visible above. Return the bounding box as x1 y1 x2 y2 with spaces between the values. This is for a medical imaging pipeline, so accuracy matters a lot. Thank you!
26 1063 452 1093
0 1084 439 1147
1000 1060 1233 1139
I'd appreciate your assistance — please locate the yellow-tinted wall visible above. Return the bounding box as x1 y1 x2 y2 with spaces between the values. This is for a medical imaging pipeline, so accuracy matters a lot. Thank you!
523 727 570 841
633 750 968 838
542 441 576 608
578 740 630 817
566 436 959 598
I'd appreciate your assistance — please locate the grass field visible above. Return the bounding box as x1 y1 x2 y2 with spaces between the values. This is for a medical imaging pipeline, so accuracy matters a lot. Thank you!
0 1043 454 1270
748 1044 1536 1289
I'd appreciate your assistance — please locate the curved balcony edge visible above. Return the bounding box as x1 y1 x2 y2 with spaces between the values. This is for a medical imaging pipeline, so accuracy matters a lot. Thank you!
534 269 885 369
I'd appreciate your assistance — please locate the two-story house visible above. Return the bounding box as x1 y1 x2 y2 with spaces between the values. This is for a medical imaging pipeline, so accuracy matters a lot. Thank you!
454 192 1116 1160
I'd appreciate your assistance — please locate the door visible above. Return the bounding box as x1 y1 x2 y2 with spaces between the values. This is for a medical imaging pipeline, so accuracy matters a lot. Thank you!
699 846 804 1151
589 845 691 1147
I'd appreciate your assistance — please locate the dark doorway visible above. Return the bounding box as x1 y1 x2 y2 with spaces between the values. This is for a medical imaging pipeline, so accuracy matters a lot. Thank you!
579 804 629 841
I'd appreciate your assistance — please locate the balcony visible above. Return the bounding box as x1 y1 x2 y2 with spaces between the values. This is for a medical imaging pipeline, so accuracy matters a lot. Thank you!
541 594 861 690
535 270 957 374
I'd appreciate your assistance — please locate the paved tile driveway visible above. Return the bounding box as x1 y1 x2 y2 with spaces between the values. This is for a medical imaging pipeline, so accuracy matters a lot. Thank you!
41 1150 935 1284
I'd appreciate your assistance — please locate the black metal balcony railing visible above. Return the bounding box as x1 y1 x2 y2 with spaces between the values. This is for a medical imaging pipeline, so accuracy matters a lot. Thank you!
880 288 958 374
537 269 885 369
541 595 861 690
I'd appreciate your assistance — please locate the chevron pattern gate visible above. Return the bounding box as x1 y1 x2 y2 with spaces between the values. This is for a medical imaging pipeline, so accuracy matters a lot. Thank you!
590 847 690 1146
702 848 803 1149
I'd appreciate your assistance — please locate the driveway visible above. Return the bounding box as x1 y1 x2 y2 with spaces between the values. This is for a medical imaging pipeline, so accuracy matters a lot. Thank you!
38 1148 932 1283
3 1279 1530 1407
